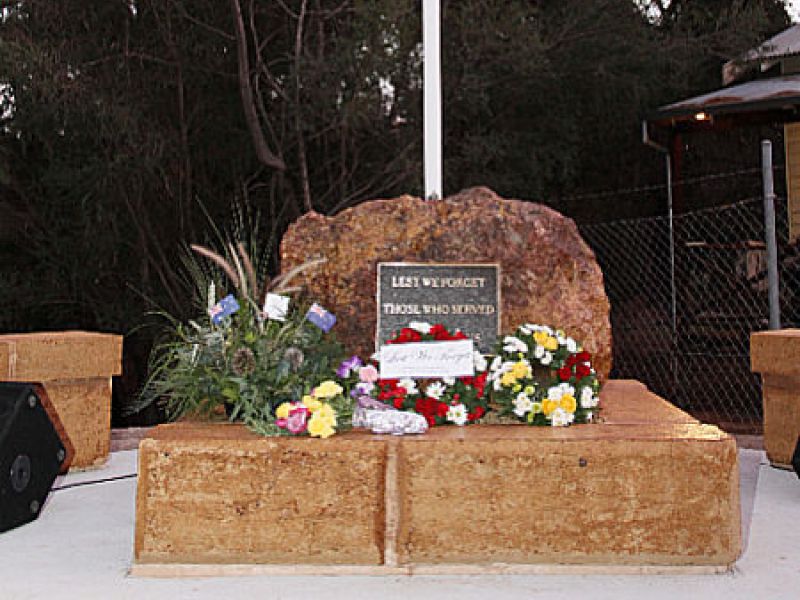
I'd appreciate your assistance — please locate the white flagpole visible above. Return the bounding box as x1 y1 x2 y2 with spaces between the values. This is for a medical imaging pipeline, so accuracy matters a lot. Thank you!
423 0 442 200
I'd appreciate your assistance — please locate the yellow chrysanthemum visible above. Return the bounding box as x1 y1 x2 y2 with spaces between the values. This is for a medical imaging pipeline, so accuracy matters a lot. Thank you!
524 385 535 395
313 380 343 399
275 402 293 419
500 372 518 387
533 331 549 347
543 336 559 351
542 399 558 416
511 361 531 379
512 383 522 392
560 394 577 413
302 395 322 412
315 403 337 426
308 413 335 438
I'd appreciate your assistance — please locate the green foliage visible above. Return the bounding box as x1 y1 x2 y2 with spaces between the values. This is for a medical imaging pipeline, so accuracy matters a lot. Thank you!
134 244 346 427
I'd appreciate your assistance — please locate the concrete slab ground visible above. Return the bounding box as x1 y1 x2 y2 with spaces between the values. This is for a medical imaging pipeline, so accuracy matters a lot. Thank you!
0 447 797 599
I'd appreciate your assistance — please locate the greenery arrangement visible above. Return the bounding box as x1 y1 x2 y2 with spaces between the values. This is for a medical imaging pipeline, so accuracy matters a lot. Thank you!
135 240 348 435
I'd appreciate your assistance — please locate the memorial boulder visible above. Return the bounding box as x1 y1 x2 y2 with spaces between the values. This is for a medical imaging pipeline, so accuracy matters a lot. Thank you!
280 187 612 379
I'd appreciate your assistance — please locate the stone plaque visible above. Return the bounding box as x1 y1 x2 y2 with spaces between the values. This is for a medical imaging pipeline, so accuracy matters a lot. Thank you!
377 263 500 352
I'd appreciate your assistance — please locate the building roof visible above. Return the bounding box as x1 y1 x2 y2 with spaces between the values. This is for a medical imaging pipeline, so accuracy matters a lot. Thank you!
723 25 800 85
649 74 800 130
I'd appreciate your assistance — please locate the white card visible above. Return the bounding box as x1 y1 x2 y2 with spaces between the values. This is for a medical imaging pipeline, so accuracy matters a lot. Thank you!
379 339 475 379
263 293 289 321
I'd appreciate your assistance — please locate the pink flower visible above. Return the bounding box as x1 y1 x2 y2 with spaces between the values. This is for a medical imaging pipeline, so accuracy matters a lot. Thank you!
286 406 309 434
276 418 288 429
359 364 379 383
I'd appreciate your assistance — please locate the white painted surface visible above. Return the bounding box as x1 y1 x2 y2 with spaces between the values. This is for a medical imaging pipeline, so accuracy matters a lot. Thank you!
0 449 798 599
423 0 442 200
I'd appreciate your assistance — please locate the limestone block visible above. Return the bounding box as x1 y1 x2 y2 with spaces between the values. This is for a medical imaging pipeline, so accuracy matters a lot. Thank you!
751 330 800 467
135 423 388 565
395 423 740 567
280 187 612 380
133 381 741 570
0 331 122 469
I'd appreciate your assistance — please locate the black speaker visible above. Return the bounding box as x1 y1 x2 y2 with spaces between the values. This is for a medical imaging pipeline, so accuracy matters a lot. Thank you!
0 382 74 533
792 436 800 480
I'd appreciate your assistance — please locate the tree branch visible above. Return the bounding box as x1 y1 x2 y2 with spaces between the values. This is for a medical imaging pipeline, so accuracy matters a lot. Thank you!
230 0 286 171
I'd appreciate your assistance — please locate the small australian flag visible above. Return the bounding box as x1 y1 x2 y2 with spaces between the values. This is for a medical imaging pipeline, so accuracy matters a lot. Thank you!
209 294 240 325
306 303 336 332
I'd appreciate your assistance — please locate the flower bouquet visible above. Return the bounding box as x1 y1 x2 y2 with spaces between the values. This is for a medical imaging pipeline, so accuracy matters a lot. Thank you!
134 240 351 436
488 324 600 427
335 322 490 428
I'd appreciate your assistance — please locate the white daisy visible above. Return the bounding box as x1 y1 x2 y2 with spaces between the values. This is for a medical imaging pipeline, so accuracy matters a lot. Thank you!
533 345 545 359
559 383 576 397
580 386 595 408
549 407 574 427
519 325 532 335
565 338 578 353
446 403 468 426
408 321 432 334
490 356 503 371
443 376 456 386
426 381 447 400
547 386 564 401
474 352 488 371
541 352 553 366
502 336 528 354
513 393 533 417
399 378 418 395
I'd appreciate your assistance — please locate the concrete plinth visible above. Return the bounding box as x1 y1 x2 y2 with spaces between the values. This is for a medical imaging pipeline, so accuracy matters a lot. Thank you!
751 329 800 468
0 331 123 469
133 380 741 573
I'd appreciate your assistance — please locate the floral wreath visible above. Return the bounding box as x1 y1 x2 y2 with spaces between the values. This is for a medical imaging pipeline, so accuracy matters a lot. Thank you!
488 323 600 427
336 322 490 427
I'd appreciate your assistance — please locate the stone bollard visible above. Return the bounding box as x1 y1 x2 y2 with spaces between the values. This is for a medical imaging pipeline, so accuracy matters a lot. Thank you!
0 331 122 470
751 329 800 469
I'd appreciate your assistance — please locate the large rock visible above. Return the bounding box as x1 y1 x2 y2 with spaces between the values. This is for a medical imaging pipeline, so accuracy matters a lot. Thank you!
280 187 612 379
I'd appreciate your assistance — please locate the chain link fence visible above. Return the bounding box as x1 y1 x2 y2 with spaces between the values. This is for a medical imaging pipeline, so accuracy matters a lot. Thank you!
579 191 799 432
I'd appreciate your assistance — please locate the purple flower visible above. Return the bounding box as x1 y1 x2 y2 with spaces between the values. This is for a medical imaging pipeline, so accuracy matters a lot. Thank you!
355 382 375 396
337 355 363 378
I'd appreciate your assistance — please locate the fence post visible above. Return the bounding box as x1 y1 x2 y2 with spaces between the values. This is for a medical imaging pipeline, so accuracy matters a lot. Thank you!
761 140 781 330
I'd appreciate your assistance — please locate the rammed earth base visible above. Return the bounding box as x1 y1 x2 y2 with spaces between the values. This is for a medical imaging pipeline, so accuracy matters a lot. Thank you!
0 331 122 470
133 380 741 574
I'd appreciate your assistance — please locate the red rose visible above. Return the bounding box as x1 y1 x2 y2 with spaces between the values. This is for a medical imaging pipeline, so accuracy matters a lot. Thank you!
576 364 591 378
460 376 474 386
378 390 392 401
453 393 460 401
452 330 468 340
566 354 579 367
397 328 422 343
436 401 450 417
467 412 476 421
393 397 405 409
430 323 446 335
577 351 591 363
425 415 436 427
558 366 572 381
415 398 430 415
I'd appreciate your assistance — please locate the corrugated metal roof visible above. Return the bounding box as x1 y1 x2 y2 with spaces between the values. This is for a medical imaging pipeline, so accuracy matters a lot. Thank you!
652 74 800 123
740 24 800 62
723 25 800 84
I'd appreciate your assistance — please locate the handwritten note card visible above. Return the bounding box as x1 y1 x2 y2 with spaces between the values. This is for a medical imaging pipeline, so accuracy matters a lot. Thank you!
378 339 476 379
